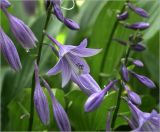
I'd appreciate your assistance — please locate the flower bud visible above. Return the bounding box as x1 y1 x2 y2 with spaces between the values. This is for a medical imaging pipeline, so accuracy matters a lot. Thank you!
123 83 141 105
34 62 50 125
121 64 129 82
54 4 64 22
6 12 37 49
130 71 156 88
117 11 129 20
125 22 150 30
130 43 146 52
64 18 80 30
132 59 144 67
0 27 22 71
0 0 11 8
128 3 149 18
42 79 71 131
84 80 118 112
128 90 141 105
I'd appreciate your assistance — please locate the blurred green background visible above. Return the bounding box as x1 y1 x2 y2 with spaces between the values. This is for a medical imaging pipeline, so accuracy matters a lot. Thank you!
0 0 159 131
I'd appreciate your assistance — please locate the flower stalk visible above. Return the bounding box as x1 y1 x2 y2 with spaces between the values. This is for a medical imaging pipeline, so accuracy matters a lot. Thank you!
28 4 52 131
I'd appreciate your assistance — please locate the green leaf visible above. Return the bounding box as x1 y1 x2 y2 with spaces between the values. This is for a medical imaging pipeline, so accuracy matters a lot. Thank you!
5 88 65 131
66 90 130 130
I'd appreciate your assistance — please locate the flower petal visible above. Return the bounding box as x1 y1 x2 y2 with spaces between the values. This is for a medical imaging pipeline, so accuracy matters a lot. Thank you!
71 47 102 58
47 59 62 75
67 53 90 74
78 38 88 48
61 58 71 87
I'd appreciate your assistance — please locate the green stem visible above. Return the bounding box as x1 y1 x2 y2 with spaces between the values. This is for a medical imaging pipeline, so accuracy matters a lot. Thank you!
27 5 52 131
111 46 131 129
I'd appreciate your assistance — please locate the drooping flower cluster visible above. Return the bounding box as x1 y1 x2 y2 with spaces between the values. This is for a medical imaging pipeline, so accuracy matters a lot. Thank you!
110 1 159 131
0 0 37 71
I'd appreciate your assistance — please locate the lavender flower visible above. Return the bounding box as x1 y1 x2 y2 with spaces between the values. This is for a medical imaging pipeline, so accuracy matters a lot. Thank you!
2 8 37 49
123 83 141 105
71 73 101 95
42 79 71 131
64 18 80 30
51 0 80 30
46 34 101 87
126 100 160 131
128 3 149 18
117 11 129 20
121 64 129 82
132 59 144 67
23 0 37 15
130 43 146 52
0 0 11 8
34 62 50 125
84 80 118 112
0 27 22 71
130 71 156 88
125 22 150 30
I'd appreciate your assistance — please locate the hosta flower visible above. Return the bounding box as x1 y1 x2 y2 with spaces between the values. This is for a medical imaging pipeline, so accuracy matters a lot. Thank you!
42 79 71 131
123 83 141 105
51 0 80 30
125 22 150 30
130 43 146 52
71 73 101 95
126 100 160 131
130 71 156 88
0 0 11 8
46 34 101 87
84 80 118 112
2 8 37 49
117 11 129 20
128 3 149 18
121 64 129 82
0 27 22 71
34 62 50 125
132 59 144 67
